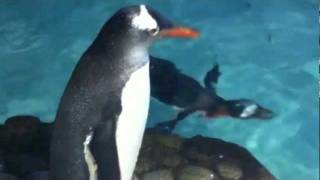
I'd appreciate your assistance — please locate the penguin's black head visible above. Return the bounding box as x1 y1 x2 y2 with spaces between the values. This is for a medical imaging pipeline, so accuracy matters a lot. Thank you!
98 5 198 47
226 99 274 120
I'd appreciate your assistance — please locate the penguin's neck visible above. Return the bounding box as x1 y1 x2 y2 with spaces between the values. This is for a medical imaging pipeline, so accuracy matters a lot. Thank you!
126 45 149 68
91 32 150 64
86 39 150 73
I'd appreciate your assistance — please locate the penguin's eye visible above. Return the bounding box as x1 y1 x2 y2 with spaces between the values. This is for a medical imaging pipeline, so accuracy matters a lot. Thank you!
148 27 159 36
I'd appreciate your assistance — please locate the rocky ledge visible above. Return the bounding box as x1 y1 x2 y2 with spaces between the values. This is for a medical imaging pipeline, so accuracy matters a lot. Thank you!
0 115 277 180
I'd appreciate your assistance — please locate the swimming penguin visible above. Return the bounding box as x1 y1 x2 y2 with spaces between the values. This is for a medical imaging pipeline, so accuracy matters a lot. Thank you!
149 56 274 133
50 5 198 180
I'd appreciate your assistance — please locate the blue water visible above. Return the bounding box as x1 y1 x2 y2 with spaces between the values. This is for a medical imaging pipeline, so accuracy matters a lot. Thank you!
0 0 318 179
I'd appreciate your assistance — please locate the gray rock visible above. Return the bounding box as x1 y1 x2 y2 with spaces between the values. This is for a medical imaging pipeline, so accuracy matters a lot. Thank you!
177 165 215 180
257 168 277 180
142 169 173 180
0 116 278 180
135 157 155 174
162 152 183 168
217 160 243 180
184 147 213 167
154 134 183 150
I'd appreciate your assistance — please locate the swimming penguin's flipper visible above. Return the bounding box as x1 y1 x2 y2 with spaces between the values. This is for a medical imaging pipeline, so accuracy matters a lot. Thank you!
204 64 221 91
155 108 196 133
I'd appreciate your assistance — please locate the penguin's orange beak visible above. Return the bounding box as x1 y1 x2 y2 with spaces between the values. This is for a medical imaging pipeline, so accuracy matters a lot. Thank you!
160 27 199 38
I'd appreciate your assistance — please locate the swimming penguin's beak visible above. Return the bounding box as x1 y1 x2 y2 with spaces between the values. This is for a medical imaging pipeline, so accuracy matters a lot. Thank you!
160 27 199 38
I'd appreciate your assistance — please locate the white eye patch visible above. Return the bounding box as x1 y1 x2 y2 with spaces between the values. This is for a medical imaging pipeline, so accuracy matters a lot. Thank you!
240 104 258 118
131 5 158 30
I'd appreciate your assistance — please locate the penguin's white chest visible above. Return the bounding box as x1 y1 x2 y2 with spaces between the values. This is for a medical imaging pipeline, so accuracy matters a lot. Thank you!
116 61 150 180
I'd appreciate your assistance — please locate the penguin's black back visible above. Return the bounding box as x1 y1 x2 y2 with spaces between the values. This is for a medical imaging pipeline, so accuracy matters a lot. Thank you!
51 45 125 180
51 6 149 180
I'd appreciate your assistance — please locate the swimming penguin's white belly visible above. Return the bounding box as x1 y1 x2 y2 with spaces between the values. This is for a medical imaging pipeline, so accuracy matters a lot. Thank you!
116 61 150 180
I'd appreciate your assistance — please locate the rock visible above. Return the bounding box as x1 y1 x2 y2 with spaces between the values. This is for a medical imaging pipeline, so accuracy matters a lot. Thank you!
142 169 173 180
1 115 40 152
162 152 183 168
0 173 19 180
217 160 243 180
0 115 277 180
135 157 155 175
184 146 213 168
140 134 156 154
5 153 48 177
154 133 183 150
177 165 215 180
0 116 51 177
182 135 277 180
0 115 52 155
149 143 178 167
256 168 278 180
0 150 7 173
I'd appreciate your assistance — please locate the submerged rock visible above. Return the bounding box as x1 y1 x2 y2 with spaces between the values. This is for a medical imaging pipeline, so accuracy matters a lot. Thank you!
0 115 277 180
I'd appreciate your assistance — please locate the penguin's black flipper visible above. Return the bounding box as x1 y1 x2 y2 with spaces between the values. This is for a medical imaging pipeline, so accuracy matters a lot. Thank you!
204 64 221 91
154 108 197 133
90 121 121 180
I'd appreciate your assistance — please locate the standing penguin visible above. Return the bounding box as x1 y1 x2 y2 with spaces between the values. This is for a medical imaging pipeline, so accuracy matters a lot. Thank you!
50 5 198 180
